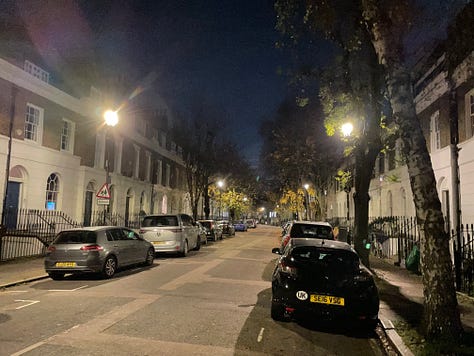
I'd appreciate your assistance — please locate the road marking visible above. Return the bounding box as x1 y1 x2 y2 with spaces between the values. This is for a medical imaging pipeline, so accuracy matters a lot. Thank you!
48 285 88 292
15 299 40 309
257 327 264 342
4 290 28 293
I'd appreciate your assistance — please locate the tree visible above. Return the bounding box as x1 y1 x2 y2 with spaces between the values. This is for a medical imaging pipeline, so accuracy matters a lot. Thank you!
274 0 464 341
360 0 463 340
275 0 388 267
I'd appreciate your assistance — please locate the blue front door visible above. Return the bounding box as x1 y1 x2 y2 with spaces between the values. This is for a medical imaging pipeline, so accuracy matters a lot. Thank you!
5 182 20 228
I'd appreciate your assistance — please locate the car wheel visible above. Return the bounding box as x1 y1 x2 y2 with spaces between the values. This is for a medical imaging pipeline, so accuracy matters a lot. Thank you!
102 256 117 279
48 272 65 280
271 300 287 322
179 240 189 257
144 248 155 266
194 236 201 251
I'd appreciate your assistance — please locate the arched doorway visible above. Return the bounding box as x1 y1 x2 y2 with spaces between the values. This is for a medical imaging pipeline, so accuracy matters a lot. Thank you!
4 165 26 228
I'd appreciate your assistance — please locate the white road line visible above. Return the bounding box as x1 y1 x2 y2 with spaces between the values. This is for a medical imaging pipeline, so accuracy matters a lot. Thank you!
48 285 88 292
257 327 265 342
14 299 40 309
4 290 28 293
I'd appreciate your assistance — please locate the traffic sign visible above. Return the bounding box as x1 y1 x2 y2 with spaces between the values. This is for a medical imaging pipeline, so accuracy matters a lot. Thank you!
96 183 111 199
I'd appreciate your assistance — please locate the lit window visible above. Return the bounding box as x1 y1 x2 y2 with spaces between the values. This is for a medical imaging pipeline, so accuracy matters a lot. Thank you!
61 119 75 152
430 111 441 150
25 104 43 143
45 173 59 210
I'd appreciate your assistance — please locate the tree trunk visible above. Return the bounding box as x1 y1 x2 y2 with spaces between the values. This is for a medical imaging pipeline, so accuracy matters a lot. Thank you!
362 0 463 340
353 138 380 267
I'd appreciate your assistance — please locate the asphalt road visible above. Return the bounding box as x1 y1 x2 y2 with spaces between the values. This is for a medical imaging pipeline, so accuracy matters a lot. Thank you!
0 225 385 355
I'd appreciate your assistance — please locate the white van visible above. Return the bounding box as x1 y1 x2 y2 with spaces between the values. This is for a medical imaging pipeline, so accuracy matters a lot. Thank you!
139 214 201 257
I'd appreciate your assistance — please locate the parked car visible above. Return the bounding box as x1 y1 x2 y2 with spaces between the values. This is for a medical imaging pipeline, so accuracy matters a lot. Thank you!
271 238 379 329
44 226 155 280
234 220 248 232
196 221 208 245
280 221 334 252
218 220 235 236
197 219 223 241
139 214 201 256
246 219 257 228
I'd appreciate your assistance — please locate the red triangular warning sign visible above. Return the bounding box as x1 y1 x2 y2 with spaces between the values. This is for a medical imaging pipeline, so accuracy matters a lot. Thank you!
96 183 111 199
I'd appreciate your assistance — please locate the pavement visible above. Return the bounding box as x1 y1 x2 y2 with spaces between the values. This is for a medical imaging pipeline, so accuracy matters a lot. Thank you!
1 255 473 355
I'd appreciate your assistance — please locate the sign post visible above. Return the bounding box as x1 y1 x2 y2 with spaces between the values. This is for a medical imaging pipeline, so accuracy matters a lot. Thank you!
96 183 111 224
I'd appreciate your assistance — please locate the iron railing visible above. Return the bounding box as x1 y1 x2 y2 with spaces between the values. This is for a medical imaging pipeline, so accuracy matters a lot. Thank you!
0 209 144 261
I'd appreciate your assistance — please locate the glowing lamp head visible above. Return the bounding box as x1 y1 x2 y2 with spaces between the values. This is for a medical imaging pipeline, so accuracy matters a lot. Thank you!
104 110 119 127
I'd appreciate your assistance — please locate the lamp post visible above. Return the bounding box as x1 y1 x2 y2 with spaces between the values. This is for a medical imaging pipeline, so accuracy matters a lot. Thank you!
103 110 118 224
303 183 310 220
217 180 224 219
341 122 353 226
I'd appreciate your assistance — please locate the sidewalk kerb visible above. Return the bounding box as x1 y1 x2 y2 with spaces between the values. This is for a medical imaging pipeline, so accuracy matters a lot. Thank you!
0 274 49 289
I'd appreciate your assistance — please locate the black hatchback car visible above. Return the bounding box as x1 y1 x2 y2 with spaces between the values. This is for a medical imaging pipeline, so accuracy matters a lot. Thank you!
271 238 379 329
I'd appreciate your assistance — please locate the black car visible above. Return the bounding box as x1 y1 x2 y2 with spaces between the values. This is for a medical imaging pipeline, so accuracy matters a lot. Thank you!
271 238 379 329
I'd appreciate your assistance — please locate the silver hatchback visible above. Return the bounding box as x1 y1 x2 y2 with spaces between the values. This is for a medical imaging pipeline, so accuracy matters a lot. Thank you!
44 226 155 280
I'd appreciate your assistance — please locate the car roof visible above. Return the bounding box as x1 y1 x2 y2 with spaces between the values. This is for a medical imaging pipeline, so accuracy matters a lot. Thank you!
59 226 118 232
288 238 355 252
291 221 332 227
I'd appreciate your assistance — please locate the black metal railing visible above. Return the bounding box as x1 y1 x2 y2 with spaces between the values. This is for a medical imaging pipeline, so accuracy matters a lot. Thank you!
453 224 474 296
0 209 144 261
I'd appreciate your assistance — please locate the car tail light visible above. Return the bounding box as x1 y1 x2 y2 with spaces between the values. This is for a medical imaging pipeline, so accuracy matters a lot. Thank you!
280 259 297 275
80 244 104 251
282 235 291 247
47 246 56 252
170 228 183 233
139 229 146 234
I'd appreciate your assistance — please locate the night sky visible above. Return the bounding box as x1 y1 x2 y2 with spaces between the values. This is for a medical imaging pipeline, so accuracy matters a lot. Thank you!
85 0 293 167
6 0 469 167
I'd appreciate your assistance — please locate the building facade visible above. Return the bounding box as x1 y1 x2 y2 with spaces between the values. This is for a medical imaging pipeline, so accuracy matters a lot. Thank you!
327 49 474 231
0 56 190 230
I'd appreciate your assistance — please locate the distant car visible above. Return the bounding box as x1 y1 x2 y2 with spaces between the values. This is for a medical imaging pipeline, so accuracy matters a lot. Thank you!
197 219 223 241
44 226 155 280
280 221 334 252
139 214 201 256
234 220 248 232
246 219 257 228
218 220 235 236
271 238 379 329
196 221 208 245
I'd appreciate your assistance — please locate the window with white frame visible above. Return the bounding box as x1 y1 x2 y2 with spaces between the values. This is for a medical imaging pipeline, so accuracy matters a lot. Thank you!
467 89 474 138
430 110 441 150
24 104 43 143
61 119 75 152
45 173 59 210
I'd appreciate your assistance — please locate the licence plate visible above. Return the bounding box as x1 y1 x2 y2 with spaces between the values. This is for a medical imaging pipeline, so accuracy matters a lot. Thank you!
55 262 76 268
310 294 345 306
152 241 166 245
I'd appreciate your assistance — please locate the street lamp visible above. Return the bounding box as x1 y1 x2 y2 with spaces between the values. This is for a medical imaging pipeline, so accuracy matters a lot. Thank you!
341 122 353 137
102 110 118 224
217 180 224 219
303 183 310 220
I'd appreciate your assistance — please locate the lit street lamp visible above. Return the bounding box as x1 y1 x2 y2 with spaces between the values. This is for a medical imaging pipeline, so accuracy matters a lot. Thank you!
341 122 353 137
217 180 224 219
303 183 310 220
102 110 118 224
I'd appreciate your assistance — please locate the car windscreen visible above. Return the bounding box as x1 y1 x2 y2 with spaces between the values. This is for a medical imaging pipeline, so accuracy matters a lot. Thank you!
54 231 97 244
290 224 333 239
290 246 359 272
142 216 178 227
200 221 212 228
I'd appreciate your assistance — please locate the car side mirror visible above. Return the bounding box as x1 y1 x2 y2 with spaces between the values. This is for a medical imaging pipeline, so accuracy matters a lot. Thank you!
272 248 281 255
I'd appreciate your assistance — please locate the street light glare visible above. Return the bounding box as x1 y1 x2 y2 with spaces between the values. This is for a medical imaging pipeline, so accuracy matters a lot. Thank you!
104 110 119 127
303 183 309 190
341 122 353 137
217 180 224 188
